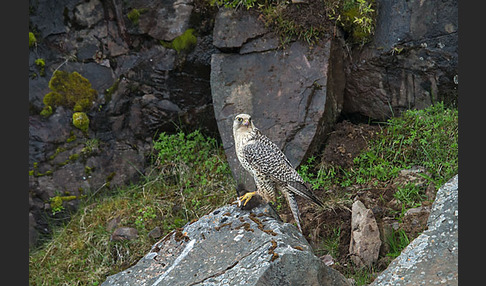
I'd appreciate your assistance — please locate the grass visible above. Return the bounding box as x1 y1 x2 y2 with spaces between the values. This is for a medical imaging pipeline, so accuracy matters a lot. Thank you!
385 228 410 259
299 102 458 193
211 0 377 47
298 102 458 284
318 226 341 258
29 102 457 285
29 130 236 286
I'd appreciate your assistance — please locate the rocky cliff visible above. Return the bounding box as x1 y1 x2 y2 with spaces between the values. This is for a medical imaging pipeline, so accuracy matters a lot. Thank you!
29 0 458 254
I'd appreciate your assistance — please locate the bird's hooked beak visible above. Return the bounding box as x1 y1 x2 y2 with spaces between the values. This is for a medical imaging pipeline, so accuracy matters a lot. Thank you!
242 119 250 127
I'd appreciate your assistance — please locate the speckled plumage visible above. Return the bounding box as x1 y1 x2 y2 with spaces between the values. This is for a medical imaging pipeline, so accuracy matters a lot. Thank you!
233 114 323 232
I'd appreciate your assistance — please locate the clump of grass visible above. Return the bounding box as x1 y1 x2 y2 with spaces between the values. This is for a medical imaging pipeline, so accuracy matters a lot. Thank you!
385 228 410 259
300 102 458 191
318 226 341 258
29 130 235 285
349 102 458 188
328 0 376 45
211 0 376 47
394 182 427 208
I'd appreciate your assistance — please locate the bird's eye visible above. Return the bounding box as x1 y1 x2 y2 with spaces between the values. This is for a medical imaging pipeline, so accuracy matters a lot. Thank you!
237 118 243 122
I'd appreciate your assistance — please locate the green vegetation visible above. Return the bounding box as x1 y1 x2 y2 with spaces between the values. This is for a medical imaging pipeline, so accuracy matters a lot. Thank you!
297 102 457 284
35 58 46 76
72 112 90 133
328 0 376 44
385 228 410 259
213 0 258 9
29 102 457 285
127 8 141 25
160 28 198 54
49 195 77 215
41 70 97 117
299 102 458 192
318 226 341 258
211 0 376 46
29 130 235 285
29 31 37 48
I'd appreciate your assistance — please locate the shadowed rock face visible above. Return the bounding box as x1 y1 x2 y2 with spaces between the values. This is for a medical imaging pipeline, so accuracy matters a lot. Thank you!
343 0 458 120
370 175 458 285
102 204 351 286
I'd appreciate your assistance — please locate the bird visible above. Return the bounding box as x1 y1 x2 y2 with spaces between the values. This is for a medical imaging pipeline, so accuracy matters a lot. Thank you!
232 113 323 232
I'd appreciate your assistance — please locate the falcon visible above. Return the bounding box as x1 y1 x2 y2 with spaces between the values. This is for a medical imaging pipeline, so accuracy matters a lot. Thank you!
232 113 323 232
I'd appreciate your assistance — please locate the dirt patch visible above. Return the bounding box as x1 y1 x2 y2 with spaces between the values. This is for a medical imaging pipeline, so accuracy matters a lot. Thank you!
321 120 381 169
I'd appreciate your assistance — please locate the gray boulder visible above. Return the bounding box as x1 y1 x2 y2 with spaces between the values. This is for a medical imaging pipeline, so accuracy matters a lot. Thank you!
211 8 345 190
102 203 351 286
343 0 458 119
370 174 458 285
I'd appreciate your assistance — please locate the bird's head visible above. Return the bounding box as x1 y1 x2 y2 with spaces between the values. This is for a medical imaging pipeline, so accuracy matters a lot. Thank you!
233 113 254 134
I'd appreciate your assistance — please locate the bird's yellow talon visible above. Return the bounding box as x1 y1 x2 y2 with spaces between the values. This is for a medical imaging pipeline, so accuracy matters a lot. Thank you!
238 191 256 206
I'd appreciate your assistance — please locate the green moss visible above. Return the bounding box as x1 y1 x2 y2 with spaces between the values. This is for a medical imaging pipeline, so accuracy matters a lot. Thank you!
29 32 37 48
105 78 120 103
105 172 116 187
36 170 53 177
106 172 116 182
43 92 63 107
84 166 94 175
49 147 66 161
69 153 80 161
66 132 77 143
41 70 97 117
49 195 77 215
72 112 90 132
40 105 53 117
35 58 46 76
127 8 141 25
160 28 197 54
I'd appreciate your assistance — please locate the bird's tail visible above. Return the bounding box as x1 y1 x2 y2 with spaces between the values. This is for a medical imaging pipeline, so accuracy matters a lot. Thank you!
283 190 302 233
287 181 324 207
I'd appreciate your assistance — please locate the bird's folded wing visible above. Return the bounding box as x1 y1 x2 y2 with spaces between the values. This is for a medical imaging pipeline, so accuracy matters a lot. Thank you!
243 142 323 206
243 141 293 180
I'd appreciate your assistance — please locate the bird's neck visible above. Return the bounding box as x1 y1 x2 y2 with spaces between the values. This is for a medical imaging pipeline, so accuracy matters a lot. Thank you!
234 127 257 149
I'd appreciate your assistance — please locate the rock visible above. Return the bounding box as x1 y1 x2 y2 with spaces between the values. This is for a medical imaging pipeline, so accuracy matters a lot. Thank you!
399 205 431 239
29 212 38 249
102 204 351 286
111 227 139 241
211 8 345 189
106 216 122 232
393 166 430 189
349 200 381 268
213 8 268 49
138 0 194 41
72 0 104 28
148 226 162 239
343 0 458 119
370 175 458 285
